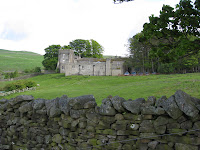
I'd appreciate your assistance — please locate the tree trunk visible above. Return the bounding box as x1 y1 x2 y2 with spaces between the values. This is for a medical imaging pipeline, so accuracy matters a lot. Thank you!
151 59 154 73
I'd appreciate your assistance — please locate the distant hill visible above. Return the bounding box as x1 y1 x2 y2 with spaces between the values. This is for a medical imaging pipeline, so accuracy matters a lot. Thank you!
0 49 43 72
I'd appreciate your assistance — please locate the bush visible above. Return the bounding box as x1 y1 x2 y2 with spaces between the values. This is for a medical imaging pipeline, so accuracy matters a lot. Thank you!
3 80 37 92
34 67 41 73
24 67 41 73
10 72 15 78
4 73 10 79
24 69 30 73
4 83 16 91
14 81 26 90
13 70 19 77
4 70 19 79
25 80 37 88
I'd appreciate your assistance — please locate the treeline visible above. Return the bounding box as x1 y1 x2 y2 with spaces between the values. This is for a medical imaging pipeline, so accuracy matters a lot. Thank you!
42 39 104 70
127 0 200 74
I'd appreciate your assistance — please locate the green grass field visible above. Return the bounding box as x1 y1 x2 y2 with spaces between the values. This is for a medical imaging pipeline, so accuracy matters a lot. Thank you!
0 49 43 72
0 73 199 105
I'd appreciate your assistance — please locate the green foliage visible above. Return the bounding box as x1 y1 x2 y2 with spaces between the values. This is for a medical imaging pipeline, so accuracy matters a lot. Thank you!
90 39 103 58
128 33 152 73
4 83 17 91
69 39 104 58
14 81 26 90
158 63 175 74
4 73 10 79
128 0 200 74
62 45 72 49
3 80 36 92
69 39 90 57
43 45 61 59
42 41 103 70
25 80 37 88
24 69 31 73
142 0 200 63
34 67 41 73
23 67 41 73
42 45 61 70
42 57 58 70
4 70 19 79
13 70 19 78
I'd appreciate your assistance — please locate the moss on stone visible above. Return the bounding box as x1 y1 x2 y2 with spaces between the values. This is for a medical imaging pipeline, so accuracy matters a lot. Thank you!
102 129 116 135
88 139 97 146
168 128 187 136
13 145 28 150
52 134 62 144
54 117 61 122
62 120 71 128
51 142 57 146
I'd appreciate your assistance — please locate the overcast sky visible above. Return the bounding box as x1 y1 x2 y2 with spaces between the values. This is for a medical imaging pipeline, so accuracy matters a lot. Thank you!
0 0 180 56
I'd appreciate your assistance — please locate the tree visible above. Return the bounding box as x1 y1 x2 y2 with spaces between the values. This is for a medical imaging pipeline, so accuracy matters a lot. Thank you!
69 39 104 58
142 0 200 64
128 33 153 73
69 39 91 57
62 45 72 49
42 45 61 70
127 0 200 74
90 39 104 58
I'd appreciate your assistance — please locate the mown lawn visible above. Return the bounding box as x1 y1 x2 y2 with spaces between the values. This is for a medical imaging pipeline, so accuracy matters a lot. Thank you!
0 49 43 71
0 73 200 105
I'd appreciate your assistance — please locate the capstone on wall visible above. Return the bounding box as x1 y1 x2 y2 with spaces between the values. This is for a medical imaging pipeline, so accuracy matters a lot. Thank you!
57 49 125 76
0 90 200 149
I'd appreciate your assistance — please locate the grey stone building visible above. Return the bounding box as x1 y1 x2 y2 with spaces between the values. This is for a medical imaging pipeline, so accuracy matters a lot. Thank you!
57 49 125 76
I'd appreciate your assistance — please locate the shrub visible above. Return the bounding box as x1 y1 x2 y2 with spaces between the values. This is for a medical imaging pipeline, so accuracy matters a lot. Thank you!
25 80 37 88
14 81 26 90
4 73 10 79
4 83 16 91
3 80 37 92
4 70 19 79
13 70 19 77
24 69 30 73
10 72 15 78
34 67 41 73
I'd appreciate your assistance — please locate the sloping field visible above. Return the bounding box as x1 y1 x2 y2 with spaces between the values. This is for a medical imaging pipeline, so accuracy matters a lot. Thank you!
0 73 200 105
0 49 43 71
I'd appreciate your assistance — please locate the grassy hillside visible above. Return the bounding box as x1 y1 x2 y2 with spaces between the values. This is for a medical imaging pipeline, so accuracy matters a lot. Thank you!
0 49 43 72
0 73 200 105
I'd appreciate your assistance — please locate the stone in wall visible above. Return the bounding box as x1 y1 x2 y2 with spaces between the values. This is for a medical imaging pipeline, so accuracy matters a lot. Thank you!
99 98 116 116
110 96 126 113
159 95 183 119
122 98 145 114
175 90 199 118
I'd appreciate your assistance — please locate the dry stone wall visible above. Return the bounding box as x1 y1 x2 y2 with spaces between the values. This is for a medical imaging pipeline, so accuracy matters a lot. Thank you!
0 87 36 97
0 90 200 150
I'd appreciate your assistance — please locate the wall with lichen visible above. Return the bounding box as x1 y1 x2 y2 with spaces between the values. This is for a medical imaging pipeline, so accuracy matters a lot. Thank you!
0 90 200 150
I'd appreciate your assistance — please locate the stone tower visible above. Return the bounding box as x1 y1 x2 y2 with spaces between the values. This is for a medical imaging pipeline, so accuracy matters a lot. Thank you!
57 49 74 73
